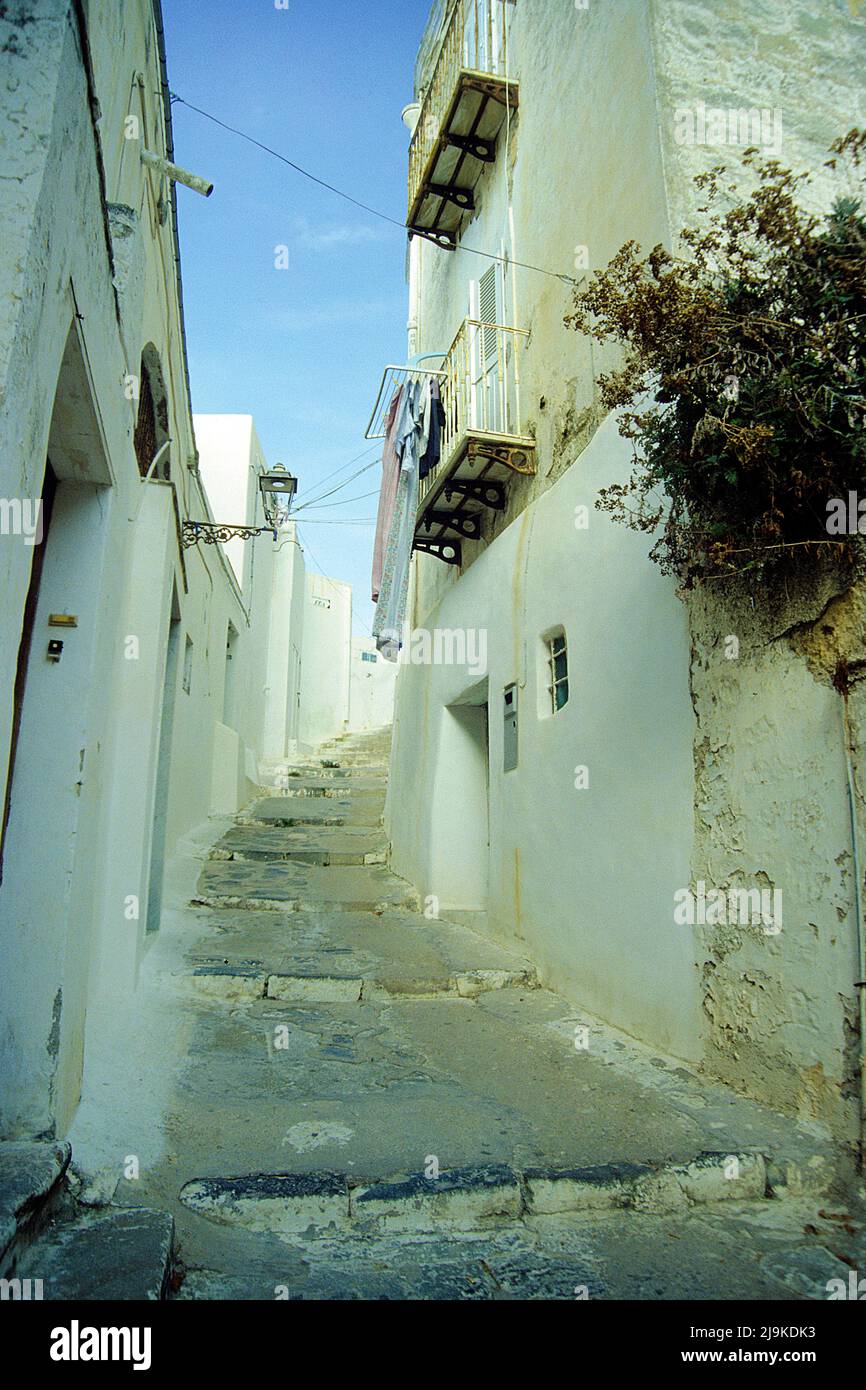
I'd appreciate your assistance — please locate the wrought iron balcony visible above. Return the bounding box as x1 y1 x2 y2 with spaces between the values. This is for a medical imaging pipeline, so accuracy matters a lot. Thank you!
408 0 518 250
415 317 534 563
365 319 535 567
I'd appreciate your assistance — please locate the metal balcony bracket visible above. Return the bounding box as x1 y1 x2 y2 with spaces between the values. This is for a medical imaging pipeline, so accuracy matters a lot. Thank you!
442 132 497 163
444 478 507 511
427 509 482 541
427 183 476 212
408 225 458 251
467 440 536 475
461 74 521 111
413 536 463 566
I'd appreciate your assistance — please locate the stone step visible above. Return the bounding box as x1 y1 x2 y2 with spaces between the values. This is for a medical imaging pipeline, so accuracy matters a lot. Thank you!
280 765 388 781
158 978 839 1195
321 738 391 749
210 823 387 867
186 964 536 1004
319 726 392 742
179 906 539 1003
315 742 392 763
170 1191 865 1300
14 1207 175 1300
0 1141 71 1276
239 795 383 829
178 1151 772 1239
273 777 386 798
193 861 418 913
312 753 390 767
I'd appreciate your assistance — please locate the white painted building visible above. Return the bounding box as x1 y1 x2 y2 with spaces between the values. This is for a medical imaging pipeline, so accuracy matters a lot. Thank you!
299 573 353 748
349 637 399 735
193 416 395 764
382 0 866 1152
0 2 369 1142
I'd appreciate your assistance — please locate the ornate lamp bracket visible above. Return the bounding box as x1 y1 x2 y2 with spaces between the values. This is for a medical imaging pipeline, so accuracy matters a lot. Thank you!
182 521 277 549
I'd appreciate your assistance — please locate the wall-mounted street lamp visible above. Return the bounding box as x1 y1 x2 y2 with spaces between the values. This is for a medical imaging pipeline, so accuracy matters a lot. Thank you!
182 465 298 549
259 465 298 525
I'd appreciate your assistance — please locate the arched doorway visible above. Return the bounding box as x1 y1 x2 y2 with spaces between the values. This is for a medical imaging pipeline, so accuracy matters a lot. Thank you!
0 317 113 1137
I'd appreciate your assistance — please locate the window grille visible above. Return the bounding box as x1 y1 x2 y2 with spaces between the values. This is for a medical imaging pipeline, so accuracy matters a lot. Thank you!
546 632 569 713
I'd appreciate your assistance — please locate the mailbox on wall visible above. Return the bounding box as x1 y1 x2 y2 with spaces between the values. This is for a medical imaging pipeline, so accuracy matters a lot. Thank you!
503 684 518 773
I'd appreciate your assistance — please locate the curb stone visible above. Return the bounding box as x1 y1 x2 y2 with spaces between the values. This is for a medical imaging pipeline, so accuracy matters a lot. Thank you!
179 1151 789 1237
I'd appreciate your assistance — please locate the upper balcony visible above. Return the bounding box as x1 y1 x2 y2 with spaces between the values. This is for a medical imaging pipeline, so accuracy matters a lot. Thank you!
408 0 518 251
366 317 535 567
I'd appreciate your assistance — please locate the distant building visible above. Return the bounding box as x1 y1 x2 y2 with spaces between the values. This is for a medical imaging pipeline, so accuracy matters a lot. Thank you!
350 637 399 735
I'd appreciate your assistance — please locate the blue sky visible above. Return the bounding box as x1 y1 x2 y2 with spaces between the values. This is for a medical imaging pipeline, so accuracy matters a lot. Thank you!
162 0 434 632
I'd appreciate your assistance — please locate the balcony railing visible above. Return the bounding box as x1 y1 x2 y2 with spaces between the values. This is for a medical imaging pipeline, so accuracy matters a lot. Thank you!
408 0 518 250
416 317 535 563
365 317 535 565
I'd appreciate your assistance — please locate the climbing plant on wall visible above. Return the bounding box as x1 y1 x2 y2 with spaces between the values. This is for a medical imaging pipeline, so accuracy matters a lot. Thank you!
565 131 866 590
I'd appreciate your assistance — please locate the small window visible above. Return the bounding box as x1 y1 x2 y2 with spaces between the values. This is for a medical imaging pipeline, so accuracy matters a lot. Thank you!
223 623 239 724
361 651 377 664
133 363 157 477
503 683 518 772
545 631 569 714
182 635 194 695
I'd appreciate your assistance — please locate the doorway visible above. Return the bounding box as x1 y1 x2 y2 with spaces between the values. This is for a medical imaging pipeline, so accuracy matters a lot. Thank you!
430 680 490 913
0 462 58 883
146 592 181 935
0 314 114 1135
223 620 239 729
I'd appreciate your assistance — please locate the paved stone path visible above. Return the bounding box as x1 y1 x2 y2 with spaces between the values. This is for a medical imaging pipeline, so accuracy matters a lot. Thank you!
10 727 863 1299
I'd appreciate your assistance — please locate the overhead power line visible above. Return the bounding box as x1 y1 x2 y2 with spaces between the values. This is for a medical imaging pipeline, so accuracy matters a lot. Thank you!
293 460 380 512
295 487 380 513
302 442 380 497
170 93 406 230
170 92 579 286
296 525 375 636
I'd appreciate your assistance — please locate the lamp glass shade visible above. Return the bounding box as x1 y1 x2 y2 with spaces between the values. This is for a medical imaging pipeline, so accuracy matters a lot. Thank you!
259 467 297 516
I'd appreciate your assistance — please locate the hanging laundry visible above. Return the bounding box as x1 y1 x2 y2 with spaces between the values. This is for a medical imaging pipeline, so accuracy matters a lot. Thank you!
419 377 445 481
371 388 403 604
373 376 426 660
417 376 433 461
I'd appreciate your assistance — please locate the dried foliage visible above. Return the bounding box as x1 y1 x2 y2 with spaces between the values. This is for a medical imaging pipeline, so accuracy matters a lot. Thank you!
565 132 866 589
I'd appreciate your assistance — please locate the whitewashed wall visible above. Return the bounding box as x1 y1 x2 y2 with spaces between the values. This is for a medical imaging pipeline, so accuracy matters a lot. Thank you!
387 0 866 1142
388 415 700 1058
0 2 274 1138
348 636 397 734
262 522 306 763
299 572 352 748
194 413 295 806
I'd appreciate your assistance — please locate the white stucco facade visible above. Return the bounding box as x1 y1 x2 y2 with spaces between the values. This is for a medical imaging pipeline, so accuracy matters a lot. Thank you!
298 573 352 748
385 0 866 1148
349 637 398 735
0 2 346 1140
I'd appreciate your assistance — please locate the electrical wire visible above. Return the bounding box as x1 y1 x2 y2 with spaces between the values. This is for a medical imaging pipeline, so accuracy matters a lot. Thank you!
293 459 380 511
170 93 407 230
295 488 380 511
296 524 375 636
170 91 579 286
298 441 380 497
267 444 380 521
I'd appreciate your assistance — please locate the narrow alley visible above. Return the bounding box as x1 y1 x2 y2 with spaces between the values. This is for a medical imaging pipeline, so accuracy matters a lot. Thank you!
3 0 866 1346
7 729 862 1301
